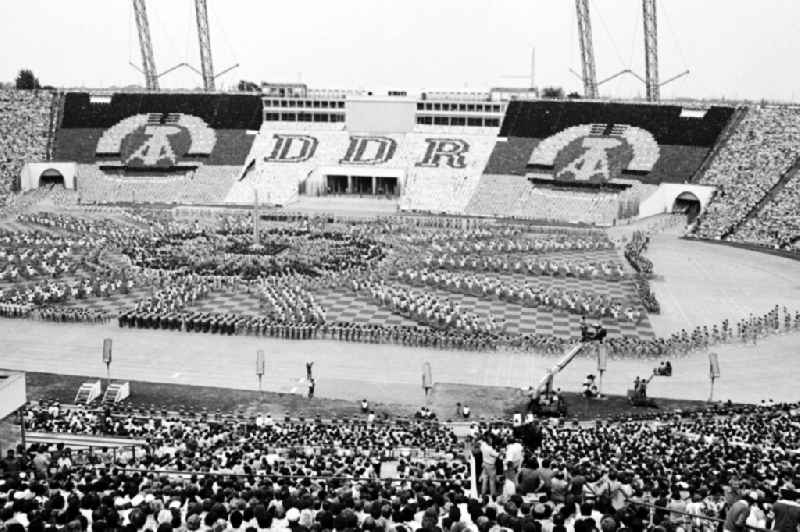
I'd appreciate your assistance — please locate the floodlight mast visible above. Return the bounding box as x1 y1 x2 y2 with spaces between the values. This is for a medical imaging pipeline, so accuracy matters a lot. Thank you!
132 0 159 90
575 0 598 99
642 0 660 102
195 0 216 91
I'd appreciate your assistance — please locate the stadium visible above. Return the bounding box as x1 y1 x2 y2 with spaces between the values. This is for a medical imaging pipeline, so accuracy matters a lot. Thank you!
0 1 799 531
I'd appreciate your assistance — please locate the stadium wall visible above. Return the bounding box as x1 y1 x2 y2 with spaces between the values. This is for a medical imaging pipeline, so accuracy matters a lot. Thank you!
0 371 26 421
638 183 715 217
347 98 416 133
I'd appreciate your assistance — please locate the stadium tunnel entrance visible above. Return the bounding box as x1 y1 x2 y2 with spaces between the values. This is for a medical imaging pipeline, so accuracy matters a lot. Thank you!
672 191 701 222
39 169 66 187
19 162 77 191
322 174 398 196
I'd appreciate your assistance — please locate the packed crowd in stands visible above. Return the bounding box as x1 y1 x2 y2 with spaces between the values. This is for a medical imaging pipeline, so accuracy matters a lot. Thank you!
0 89 52 206
696 106 800 243
1 399 798 532
733 169 800 251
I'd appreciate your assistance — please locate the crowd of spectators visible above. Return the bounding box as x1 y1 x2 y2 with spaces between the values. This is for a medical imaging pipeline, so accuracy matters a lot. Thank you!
695 106 800 241
0 89 53 206
732 170 800 252
1 399 798 532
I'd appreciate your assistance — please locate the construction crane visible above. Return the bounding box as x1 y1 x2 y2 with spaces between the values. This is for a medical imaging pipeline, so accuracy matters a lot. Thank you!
642 0 660 102
194 0 216 91
131 0 159 90
575 0 598 99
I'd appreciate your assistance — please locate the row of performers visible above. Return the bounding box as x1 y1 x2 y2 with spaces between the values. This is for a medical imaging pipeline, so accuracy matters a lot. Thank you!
118 310 239 335
117 310 320 339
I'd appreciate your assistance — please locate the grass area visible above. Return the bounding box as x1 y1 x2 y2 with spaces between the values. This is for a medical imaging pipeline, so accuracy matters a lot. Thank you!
0 370 717 451
16 370 712 423
21 370 417 420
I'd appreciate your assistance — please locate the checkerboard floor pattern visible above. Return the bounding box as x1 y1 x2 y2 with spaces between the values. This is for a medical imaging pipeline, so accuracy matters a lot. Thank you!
188 290 263 316
396 284 654 339
313 289 421 327
58 286 152 314
301 283 653 340
183 288 422 328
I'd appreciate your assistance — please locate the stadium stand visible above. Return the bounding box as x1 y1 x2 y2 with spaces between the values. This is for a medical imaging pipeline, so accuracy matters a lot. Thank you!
487 101 735 183
75 164 242 205
511 187 618 226
0 89 53 205
467 101 735 226
464 174 532 217
4 400 798 532
732 166 800 250
399 133 497 213
228 127 497 213
226 129 355 205
466 176 621 226
694 106 800 243
53 92 261 204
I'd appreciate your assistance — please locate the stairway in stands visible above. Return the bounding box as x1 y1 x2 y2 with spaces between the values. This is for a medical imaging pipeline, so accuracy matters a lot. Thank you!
465 174 532 216
45 92 66 161
692 106 748 183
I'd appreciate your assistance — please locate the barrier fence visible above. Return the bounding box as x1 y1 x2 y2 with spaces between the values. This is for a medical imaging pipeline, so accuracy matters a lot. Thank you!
625 499 772 532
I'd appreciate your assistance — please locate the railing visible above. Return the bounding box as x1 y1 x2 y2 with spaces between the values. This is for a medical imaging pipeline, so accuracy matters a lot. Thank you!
625 499 771 532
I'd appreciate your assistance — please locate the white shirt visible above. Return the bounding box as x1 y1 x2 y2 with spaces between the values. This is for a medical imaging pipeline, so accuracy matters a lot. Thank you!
505 442 524 468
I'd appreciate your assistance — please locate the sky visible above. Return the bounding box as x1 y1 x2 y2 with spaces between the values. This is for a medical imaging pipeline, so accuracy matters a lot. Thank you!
1 0 798 102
